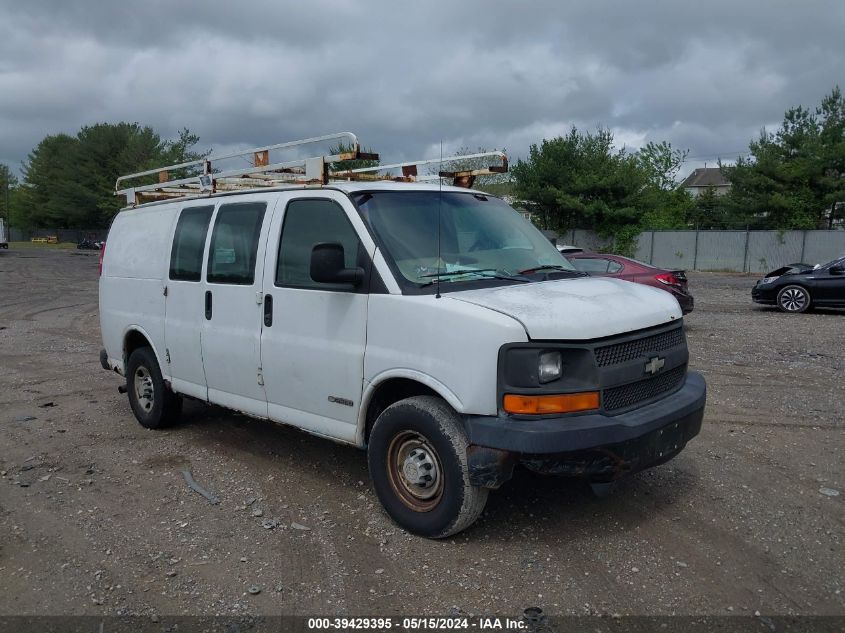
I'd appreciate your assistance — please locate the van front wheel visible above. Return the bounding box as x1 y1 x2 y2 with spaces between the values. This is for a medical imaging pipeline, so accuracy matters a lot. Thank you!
367 396 487 538
126 347 182 429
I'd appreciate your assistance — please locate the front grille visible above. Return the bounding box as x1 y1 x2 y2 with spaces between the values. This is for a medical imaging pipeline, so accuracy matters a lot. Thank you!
603 364 686 412
594 326 684 367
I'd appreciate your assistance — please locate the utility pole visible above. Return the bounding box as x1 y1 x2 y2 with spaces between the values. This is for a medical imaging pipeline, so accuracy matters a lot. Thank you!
2 167 9 231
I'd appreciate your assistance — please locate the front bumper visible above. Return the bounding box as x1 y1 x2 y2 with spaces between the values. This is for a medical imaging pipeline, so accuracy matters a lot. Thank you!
464 371 705 484
751 284 776 304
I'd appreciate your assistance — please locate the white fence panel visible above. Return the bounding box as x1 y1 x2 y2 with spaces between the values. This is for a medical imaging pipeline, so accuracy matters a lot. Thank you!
559 229 845 272
651 232 698 270
746 232 803 273
695 231 747 271
803 230 845 264
634 232 652 262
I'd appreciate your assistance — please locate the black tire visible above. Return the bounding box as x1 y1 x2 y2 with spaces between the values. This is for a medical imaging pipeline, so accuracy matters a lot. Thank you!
367 395 488 538
777 285 811 313
126 346 182 429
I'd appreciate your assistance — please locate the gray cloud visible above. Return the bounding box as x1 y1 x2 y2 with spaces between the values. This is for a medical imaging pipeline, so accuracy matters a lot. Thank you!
1 0 843 179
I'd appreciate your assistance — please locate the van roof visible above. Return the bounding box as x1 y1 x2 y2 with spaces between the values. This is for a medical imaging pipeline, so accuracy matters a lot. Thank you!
120 181 495 211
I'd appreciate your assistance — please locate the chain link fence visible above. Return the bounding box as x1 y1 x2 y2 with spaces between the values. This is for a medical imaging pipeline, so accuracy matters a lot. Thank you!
9 228 109 243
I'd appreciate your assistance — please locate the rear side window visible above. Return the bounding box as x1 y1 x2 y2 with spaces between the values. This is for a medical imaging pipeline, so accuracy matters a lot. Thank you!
207 202 266 285
169 206 213 281
275 199 361 290
571 257 615 273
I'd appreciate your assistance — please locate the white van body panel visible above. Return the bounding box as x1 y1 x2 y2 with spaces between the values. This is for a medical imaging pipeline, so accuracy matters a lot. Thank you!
200 193 276 418
260 190 374 443
450 277 681 340
100 206 177 373
372 248 400 295
100 182 681 450
362 294 527 420
164 203 215 401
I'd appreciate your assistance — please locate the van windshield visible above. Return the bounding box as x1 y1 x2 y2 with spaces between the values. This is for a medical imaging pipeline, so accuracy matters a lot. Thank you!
352 191 575 287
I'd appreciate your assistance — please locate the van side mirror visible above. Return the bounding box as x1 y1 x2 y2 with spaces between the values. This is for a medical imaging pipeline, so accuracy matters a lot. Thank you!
310 242 364 286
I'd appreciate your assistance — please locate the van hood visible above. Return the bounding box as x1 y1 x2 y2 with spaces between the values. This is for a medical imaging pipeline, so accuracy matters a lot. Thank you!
449 277 681 340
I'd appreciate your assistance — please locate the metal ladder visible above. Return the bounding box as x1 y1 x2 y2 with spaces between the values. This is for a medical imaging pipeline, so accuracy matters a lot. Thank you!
115 132 508 206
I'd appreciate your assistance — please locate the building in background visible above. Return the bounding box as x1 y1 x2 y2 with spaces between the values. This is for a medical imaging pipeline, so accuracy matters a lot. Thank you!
680 167 731 197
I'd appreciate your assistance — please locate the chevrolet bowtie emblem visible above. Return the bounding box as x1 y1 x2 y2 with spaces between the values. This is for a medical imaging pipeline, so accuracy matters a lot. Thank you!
644 356 665 375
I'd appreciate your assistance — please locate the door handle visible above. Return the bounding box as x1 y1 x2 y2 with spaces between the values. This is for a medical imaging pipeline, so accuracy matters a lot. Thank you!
263 294 273 327
205 290 212 320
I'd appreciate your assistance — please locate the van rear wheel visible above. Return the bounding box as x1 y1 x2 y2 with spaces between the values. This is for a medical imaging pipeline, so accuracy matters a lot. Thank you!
367 396 487 538
126 347 182 429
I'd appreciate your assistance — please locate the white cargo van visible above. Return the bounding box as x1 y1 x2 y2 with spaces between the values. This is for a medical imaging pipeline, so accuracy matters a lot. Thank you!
0 217 8 248
100 134 705 537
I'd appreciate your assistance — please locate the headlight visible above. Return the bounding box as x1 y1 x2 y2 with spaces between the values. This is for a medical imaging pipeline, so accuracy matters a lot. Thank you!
538 351 562 383
761 276 779 284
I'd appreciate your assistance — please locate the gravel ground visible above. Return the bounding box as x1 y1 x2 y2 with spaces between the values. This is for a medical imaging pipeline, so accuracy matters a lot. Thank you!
0 248 842 618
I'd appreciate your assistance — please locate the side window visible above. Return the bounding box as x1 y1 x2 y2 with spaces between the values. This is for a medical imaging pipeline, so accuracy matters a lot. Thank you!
276 199 362 291
206 202 266 285
169 206 213 281
607 260 623 274
572 257 612 273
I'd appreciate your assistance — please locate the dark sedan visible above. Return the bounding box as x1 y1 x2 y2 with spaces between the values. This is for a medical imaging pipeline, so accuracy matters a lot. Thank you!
565 252 694 314
752 255 845 312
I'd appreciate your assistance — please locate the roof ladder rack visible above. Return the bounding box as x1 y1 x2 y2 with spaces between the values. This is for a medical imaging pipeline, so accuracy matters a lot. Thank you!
115 132 508 206
115 132 378 205
331 150 508 189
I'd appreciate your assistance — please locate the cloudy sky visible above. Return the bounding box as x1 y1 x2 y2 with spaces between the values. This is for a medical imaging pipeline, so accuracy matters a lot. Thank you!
1 0 843 180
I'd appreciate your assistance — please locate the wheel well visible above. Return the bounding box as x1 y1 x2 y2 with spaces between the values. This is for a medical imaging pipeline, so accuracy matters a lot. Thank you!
365 378 439 443
123 330 152 368
778 284 811 298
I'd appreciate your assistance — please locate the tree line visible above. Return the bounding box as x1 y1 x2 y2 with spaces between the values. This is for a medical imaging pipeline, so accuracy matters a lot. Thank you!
512 86 845 250
1 86 843 246
2 123 204 229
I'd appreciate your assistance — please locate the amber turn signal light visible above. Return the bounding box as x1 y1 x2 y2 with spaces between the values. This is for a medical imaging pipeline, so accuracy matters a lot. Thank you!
503 391 600 415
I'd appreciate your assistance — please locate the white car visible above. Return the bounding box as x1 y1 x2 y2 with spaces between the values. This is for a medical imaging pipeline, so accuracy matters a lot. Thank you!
100 158 705 538
555 243 583 254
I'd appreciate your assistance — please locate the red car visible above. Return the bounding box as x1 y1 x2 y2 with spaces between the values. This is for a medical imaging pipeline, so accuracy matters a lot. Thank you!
565 252 694 314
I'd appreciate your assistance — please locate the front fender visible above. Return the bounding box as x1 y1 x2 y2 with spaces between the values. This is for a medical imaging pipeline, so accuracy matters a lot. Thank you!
354 369 465 447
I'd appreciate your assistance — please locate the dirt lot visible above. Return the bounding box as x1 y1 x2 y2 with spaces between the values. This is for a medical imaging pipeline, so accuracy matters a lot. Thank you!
0 248 842 618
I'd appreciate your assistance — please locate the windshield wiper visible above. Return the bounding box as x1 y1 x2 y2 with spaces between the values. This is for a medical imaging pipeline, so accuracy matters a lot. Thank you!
518 264 586 276
417 268 530 287
418 268 499 279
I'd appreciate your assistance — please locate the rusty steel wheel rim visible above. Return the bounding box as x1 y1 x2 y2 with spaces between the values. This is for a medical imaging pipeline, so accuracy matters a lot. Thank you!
134 365 155 413
386 430 444 512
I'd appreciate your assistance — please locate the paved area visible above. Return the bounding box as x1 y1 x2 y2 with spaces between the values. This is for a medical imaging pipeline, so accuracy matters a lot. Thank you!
0 248 842 617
